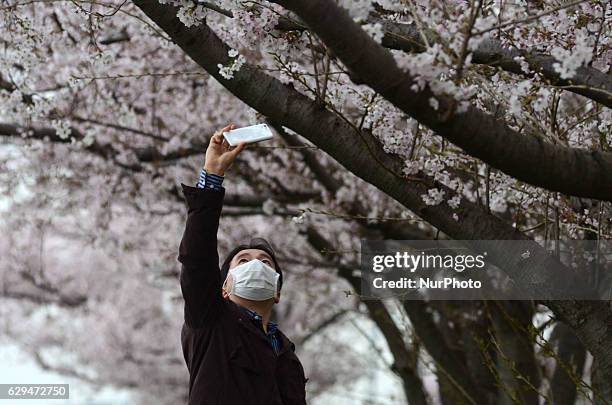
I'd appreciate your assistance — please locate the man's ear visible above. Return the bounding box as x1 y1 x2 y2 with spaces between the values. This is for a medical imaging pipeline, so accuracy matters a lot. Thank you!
221 274 231 300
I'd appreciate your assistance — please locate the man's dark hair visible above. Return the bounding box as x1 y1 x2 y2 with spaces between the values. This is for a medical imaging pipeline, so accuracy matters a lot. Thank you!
220 237 283 291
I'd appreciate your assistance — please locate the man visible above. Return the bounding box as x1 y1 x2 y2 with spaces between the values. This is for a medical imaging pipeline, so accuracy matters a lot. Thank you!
177 124 308 405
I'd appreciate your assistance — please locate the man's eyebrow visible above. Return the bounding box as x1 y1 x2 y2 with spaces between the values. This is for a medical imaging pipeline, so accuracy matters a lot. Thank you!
257 253 272 260
235 251 250 260
235 251 272 261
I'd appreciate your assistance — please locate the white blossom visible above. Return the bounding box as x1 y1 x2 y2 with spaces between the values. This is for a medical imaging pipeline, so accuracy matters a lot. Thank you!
403 160 421 176
513 55 531 74
551 28 593 79
217 49 246 80
292 212 306 224
176 5 208 27
362 22 384 44
262 199 279 215
429 97 439 110
448 194 461 209
51 120 71 140
422 188 445 206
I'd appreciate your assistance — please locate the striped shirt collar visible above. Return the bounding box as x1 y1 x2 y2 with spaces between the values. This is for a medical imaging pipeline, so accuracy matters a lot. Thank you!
240 307 279 335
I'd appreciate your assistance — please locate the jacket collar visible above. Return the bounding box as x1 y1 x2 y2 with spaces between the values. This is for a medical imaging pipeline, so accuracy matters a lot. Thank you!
276 329 295 356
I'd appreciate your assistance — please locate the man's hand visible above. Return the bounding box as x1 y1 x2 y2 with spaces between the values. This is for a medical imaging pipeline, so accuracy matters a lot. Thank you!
203 124 247 176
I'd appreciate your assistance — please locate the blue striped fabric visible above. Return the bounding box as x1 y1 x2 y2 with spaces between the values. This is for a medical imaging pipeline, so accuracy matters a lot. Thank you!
241 307 282 355
196 168 224 191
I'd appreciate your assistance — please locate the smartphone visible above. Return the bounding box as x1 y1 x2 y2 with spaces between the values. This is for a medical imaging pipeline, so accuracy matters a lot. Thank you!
222 123 274 146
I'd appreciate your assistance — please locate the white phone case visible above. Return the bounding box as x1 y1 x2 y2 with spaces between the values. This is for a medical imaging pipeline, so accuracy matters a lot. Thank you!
223 124 274 146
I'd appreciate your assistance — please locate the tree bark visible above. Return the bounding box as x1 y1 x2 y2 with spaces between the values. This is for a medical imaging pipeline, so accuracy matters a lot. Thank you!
490 301 539 405
550 323 587 405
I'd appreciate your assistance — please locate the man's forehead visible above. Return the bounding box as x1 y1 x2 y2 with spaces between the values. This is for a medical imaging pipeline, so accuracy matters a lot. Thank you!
234 249 273 260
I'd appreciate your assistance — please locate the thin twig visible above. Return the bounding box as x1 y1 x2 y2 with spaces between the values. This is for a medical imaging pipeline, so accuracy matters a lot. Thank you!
473 0 590 36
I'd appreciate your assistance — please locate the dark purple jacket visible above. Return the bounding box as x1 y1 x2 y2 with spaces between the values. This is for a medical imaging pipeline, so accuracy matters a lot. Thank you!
178 183 307 405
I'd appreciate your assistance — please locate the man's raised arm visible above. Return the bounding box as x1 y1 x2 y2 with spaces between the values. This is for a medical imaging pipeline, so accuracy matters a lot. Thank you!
177 124 247 328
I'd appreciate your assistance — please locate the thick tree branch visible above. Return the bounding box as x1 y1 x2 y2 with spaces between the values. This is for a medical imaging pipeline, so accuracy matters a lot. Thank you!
0 123 321 217
272 0 612 202
221 207 299 217
201 4 612 108
0 123 204 170
490 302 540 404
0 122 127 165
1 289 87 308
167 183 320 207
549 323 587 405
32 350 98 384
370 14 612 109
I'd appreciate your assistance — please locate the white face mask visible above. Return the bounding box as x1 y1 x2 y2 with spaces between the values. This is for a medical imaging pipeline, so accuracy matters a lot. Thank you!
223 259 280 301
